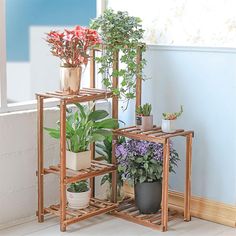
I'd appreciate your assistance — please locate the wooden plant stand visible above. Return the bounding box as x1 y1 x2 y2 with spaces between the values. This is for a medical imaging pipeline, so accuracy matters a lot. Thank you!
36 49 120 232
36 47 194 232
111 126 194 231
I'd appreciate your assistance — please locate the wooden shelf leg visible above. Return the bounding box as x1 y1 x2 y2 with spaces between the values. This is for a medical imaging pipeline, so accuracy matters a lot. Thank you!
37 96 44 223
90 143 95 197
90 49 96 198
184 133 193 221
161 139 170 232
111 135 118 203
60 100 67 232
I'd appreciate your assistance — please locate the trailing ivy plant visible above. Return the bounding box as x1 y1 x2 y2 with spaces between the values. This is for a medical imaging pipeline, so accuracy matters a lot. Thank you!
90 9 146 108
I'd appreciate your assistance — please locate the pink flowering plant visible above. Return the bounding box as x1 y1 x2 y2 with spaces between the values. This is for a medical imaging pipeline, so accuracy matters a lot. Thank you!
45 26 102 67
116 139 180 184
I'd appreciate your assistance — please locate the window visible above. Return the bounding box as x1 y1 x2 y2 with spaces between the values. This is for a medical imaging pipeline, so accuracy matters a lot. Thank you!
0 0 96 112
106 0 236 47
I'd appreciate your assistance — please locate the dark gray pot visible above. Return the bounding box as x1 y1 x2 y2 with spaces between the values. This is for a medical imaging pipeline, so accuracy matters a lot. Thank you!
134 181 162 214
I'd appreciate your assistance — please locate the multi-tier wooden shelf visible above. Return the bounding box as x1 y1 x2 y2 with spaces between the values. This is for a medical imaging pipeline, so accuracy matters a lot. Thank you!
36 48 194 232
111 126 194 231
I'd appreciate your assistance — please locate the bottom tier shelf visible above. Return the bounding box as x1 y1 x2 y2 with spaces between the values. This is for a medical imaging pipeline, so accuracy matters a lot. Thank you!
112 197 181 231
44 198 117 226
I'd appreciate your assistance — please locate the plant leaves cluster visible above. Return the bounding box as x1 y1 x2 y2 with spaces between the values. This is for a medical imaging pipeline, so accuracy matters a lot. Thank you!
136 103 152 116
45 103 118 152
90 9 147 105
95 136 125 188
67 180 89 193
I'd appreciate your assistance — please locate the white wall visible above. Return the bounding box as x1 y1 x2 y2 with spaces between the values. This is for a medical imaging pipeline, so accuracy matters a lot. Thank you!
120 46 236 205
0 102 110 227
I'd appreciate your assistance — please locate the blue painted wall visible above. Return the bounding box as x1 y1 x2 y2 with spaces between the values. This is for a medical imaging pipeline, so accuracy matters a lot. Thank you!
6 0 96 62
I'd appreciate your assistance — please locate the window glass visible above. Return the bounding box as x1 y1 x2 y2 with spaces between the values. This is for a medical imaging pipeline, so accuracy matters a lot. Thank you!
6 0 96 103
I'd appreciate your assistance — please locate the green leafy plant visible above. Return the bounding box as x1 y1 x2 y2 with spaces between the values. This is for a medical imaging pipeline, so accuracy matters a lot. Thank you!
90 9 146 107
136 103 152 116
95 136 125 187
162 105 183 120
45 103 118 153
67 180 89 193
116 139 180 184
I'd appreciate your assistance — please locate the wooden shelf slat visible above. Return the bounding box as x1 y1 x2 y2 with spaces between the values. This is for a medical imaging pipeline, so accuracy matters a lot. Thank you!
36 88 113 104
44 160 116 183
112 197 180 231
44 198 117 226
113 125 194 143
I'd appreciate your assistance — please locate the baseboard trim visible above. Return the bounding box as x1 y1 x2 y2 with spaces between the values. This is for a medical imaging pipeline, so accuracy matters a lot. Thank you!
169 190 236 228
123 183 236 228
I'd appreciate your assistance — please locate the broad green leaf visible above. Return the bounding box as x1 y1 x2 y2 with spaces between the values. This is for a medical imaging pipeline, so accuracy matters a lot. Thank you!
88 110 109 121
94 118 118 129
93 129 112 137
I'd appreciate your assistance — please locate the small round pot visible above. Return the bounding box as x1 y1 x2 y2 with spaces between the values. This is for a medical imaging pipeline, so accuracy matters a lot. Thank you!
135 181 162 214
67 188 91 209
60 66 82 94
161 119 176 133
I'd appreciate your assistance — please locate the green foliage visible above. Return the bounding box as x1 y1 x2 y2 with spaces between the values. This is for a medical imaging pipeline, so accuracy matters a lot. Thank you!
95 136 124 188
67 180 89 193
119 151 180 184
45 103 118 153
162 105 184 120
136 103 152 116
90 9 147 107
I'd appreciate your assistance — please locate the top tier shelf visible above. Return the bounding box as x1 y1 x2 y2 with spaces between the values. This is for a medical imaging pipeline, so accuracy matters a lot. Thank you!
113 126 194 144
36 88 113 104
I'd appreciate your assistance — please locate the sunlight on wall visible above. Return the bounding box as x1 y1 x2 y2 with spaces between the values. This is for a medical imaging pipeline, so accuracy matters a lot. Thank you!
108 0 236 47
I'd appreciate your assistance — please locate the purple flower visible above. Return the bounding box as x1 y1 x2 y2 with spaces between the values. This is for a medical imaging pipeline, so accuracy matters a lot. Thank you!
116 139 179 182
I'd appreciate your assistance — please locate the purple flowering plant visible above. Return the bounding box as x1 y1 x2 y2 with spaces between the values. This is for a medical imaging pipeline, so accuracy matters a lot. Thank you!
116 139 180 184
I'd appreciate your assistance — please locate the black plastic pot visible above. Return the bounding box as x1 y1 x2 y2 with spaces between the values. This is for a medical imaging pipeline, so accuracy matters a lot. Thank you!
134 181 162 214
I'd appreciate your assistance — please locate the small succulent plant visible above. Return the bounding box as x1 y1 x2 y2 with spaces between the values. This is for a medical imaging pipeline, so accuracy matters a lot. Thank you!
136 103 152 116
162 105 183 120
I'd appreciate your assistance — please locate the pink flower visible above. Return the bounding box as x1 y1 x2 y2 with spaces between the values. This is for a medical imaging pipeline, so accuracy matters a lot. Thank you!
45 25 102 67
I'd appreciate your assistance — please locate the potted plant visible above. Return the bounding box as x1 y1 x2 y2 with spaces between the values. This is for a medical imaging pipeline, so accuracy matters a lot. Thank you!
136 103 153 131
116 139 179 214
90 9 146 108
95 136 125 201
45 103 118 171
45 26 101 94
67 180 90 209
162 105 183 133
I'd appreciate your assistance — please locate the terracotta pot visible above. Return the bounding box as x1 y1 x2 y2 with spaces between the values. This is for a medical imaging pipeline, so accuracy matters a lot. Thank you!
66 150 91 171
141 115 153 131
161 119 176 133
67 188 90 209
60 66 82 94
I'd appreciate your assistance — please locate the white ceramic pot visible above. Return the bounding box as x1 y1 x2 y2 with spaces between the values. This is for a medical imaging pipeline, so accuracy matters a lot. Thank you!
141 115 153 131
67 188 91 209
60 66 82 94
161 119 176 133
66 150 91 171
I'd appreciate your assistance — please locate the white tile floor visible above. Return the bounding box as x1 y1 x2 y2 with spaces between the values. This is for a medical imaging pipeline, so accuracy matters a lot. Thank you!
0 215 235 236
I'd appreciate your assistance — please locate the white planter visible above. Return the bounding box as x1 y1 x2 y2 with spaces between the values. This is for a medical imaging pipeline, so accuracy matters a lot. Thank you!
67 188 91 209
161 119 176 133
66 150 91 171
